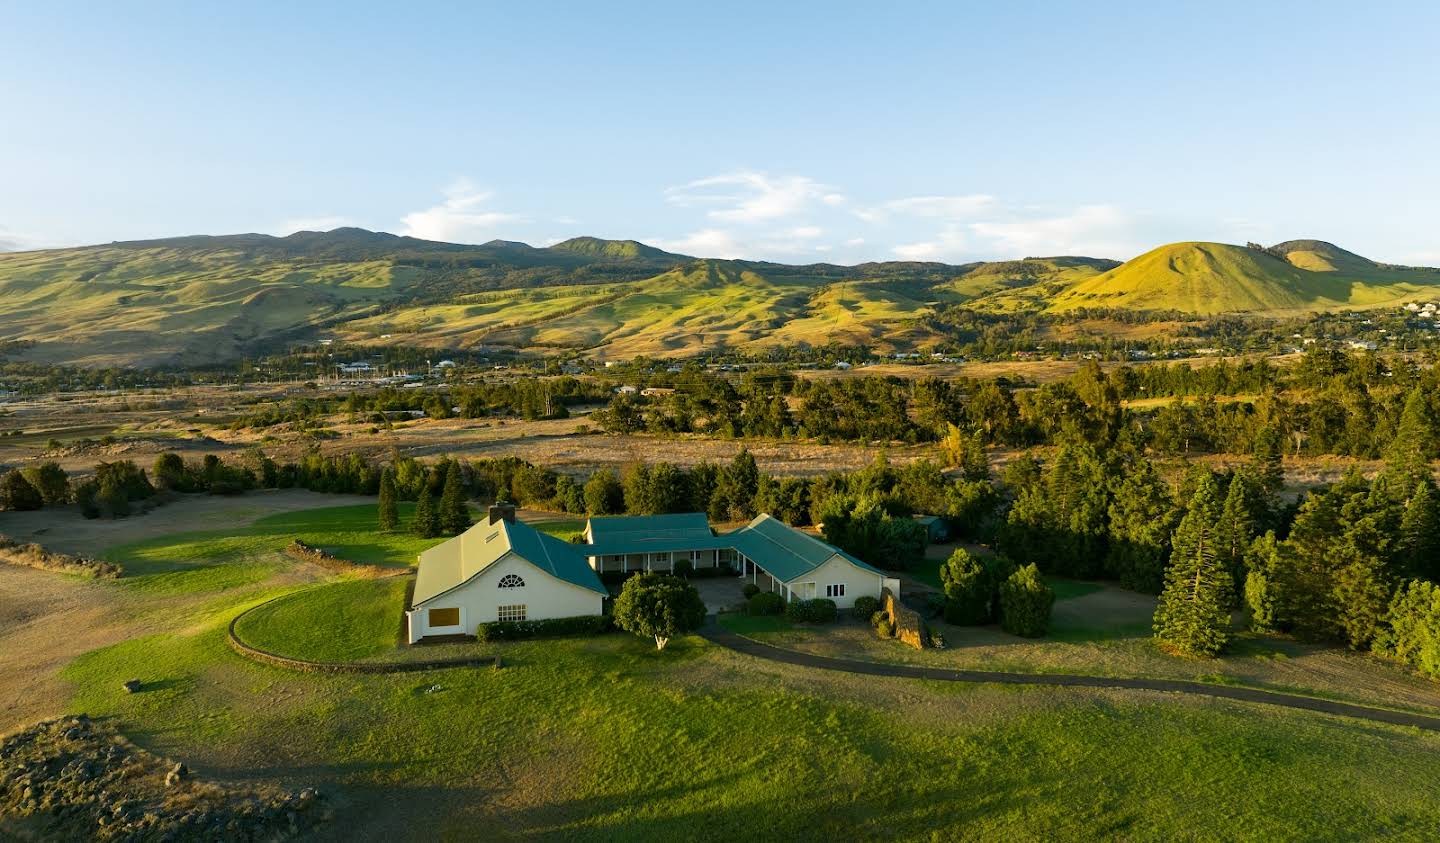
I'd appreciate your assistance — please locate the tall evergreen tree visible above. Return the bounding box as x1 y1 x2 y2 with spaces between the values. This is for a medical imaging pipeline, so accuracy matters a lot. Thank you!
1328 515 1394 650
412 487 440 538
1383 385 1438 491
1105 459 1176 593
377 466 399 532
1397 481 1440 581
1215 473 1261 601
1154 473 1232 657
438 460 471 535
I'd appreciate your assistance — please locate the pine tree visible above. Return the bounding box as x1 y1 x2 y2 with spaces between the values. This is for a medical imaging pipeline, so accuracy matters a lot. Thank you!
1384 386 1438 491
1243 532 1283 633
438 460 471 535
1215 473 1260 601
1154 473 1232 657
412 487 440 538
377 467 399 532
1397 482 1440 580
1105 459 1176 593
1329 516 1394 650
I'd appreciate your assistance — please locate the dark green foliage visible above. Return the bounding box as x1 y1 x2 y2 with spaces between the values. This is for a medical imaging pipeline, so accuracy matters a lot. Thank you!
583 469 625 515
0 470 43 511
1243 532 1282 633
377 467 398 532
747 591 785 616
1216 472 1262 600
998 443 1111 577
851 595 881 622
438 461 471 535
1374 580 1440 678
623 462 692 515
19 462 69 507
672 558 693 578
473 614 613 642
939 548 990 625
709 449 760 522
998 563 1054 638
553 475 584 514
1383 386 1438 491
412 488 440 538
742 583 761 600
785 598 838 624
820 496 926 570
612 572 707 649
1105 458 1176 593
1395 481 1440 581
1154 474 1231 657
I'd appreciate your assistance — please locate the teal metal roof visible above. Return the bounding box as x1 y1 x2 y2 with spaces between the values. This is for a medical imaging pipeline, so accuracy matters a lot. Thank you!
581 512 882 584
726 514 884 582
413 517 606 606
585 512 717 556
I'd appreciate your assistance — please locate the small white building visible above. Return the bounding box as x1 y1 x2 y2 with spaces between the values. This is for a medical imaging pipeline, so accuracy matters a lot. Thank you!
406 507 607 643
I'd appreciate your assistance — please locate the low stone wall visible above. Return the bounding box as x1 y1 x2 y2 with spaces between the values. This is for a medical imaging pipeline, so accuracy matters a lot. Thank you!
0 714 326 840
0 534 121 579
227 592 499 674
883 587 926 650
283 540 395 579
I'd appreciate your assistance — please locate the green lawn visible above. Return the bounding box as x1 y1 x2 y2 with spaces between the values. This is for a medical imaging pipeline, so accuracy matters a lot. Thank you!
47 500 1440 839
232 577 410 662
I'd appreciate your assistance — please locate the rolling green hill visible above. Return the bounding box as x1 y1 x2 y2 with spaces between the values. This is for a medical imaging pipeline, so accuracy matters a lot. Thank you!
2 228 1437 365
1050 240 1440 314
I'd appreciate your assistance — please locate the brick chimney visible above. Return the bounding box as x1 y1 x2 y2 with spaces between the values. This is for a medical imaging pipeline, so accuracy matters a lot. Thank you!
488 502 516 525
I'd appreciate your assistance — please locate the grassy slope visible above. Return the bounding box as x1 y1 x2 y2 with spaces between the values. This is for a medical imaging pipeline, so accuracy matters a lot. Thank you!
1052 241 1440 314
45 499 1440 839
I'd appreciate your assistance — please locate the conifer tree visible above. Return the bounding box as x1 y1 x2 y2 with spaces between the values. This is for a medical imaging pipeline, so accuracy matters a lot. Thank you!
377 466 399 531
1384 386 1438 491
939 548 991 624
1105 459 1176 593
438 460 471 535
412 486 440 538
1216 473 1261 600
1329 515 1394 650
1154 473 1232 657
1397 481 1440 581
1243 532 1283 633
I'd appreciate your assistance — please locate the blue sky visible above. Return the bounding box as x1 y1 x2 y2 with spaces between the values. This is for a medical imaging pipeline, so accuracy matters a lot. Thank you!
2 1 1438 264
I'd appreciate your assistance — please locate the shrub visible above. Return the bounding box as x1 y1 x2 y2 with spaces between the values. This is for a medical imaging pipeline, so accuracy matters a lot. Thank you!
939 548 990 625
474 614 614 642
874 616 894 638
742 583 761 599
672 559 693 579
852 595 881 621
785 598 838 624
999 563 1055 638
611 572 707 650
747 591 785 616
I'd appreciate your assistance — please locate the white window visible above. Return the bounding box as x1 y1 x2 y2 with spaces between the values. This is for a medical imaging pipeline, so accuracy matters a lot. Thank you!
497 574 525 588
825 583 846 599
690 550 703 564
497 604 527 622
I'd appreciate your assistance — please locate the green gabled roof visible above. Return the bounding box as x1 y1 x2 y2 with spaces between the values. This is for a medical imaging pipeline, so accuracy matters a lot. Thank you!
412 517 606 607
585 512 715 555
725 514 884 583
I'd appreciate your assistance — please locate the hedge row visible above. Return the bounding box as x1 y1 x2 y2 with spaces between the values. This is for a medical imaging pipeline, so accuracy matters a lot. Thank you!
474 614 615 642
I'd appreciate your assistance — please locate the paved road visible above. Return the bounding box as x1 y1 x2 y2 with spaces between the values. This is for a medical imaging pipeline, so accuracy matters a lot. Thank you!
700 624 1440 733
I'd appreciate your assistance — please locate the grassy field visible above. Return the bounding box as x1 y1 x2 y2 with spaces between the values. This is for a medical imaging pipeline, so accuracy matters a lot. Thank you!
233 577 409 662
7 497 1440 839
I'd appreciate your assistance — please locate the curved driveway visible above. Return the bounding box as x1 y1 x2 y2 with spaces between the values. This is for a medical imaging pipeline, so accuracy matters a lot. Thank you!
700 625 1440 733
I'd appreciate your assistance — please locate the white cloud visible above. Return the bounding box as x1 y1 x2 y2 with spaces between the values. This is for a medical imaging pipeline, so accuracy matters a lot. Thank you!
785 226 824 239
665 171 843 223
651 228 746 259
855 194 995 223
969 205 1136 257
844 237 866 247
399 179 524 243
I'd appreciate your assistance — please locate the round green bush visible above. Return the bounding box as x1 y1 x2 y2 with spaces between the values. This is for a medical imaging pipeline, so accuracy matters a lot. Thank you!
742 583 761 599
747 591 785 616
852 595 881 622
672 559 693 578
875 617 894 638
785 598 838 624
999 563 1055 638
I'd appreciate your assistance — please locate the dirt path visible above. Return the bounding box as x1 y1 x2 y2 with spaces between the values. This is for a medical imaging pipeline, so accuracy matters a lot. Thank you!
0 489 370 556
699 624 1440 733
